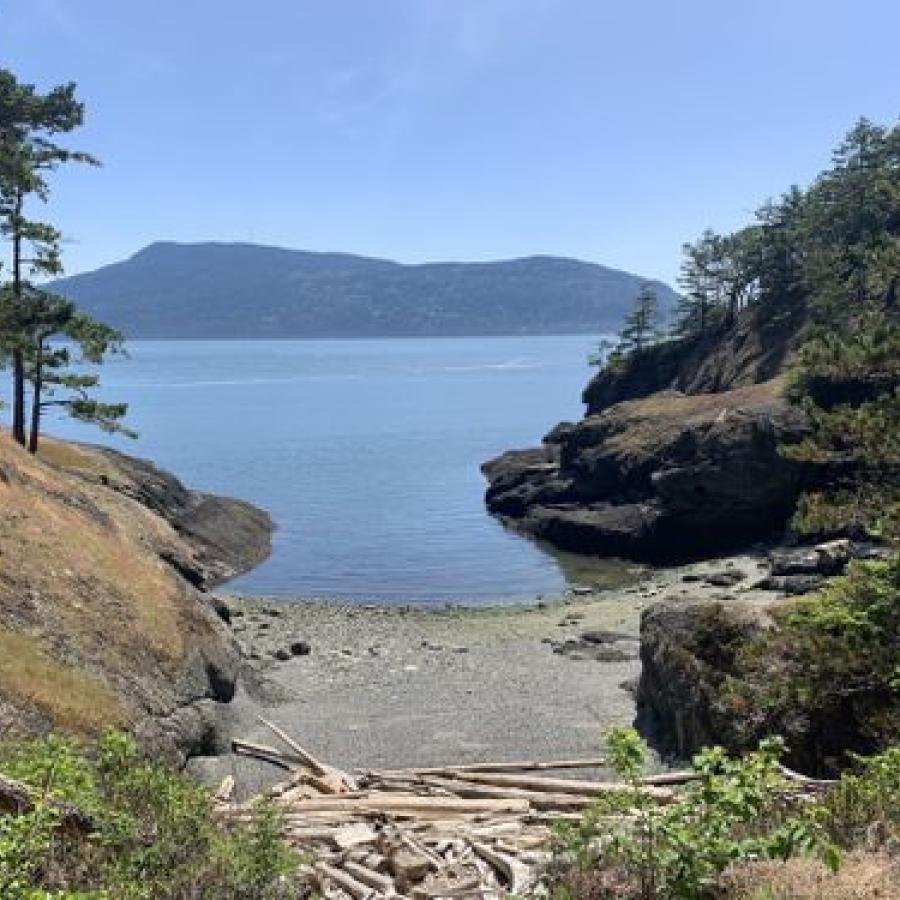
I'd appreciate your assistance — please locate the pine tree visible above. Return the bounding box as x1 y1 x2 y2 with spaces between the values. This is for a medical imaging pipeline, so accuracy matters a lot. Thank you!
618 283 660 356
0 68 98 446
20 290 132 453
675 229 723 336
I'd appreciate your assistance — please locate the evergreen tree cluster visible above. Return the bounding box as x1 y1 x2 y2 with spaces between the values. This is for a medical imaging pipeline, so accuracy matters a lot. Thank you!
0 67 129 453
609 118 900 539
617 282 661 356
672 118 900 341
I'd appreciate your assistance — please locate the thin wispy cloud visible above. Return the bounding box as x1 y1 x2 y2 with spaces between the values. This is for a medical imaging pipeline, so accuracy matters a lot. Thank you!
315 0 554 128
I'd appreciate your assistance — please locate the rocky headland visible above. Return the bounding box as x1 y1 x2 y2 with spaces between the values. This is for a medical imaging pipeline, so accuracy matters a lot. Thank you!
483 301 897 774
0 434 273 761
483 307 808 562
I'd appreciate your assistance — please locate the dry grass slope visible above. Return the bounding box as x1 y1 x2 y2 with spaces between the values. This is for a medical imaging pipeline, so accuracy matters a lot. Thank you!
723 852 900 899
0 432 237 749
603 378 787 456
0 628 125 735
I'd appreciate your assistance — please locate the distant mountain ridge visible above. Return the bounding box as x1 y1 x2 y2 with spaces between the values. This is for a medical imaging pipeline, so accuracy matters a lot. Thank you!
52 241 679 339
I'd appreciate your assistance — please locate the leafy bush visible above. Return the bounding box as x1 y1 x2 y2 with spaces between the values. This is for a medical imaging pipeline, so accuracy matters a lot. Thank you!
0 806 60 899
818 746 900 849
553 729 837 900
0 731 297 899
716 556 900 774
790 488 900 542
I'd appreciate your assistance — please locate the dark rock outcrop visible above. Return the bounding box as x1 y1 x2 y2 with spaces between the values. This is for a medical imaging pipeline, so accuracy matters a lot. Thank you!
636 535 896 772
76 447 273 587
769 538 852 577
635 600 769 758
484 381 811 562
484 303 812 562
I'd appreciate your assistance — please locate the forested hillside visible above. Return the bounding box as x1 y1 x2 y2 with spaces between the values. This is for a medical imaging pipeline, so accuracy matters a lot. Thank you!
51 242 679 339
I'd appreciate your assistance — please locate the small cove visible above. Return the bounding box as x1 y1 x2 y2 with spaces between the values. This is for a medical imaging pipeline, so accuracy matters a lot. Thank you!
47 334 621 603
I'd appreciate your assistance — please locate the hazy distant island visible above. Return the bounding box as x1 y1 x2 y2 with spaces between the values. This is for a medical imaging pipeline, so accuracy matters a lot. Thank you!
51 241 679 339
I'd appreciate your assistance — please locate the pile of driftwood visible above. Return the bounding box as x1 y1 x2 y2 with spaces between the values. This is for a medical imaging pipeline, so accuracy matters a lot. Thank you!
220 718 686 899
0 716 837 899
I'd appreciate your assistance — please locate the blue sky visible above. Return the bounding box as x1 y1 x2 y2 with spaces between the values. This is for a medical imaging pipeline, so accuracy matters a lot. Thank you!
4 0 900 284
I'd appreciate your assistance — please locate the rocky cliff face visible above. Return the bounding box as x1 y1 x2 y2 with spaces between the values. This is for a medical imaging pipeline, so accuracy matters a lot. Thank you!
0 436 273 761
481 307 859 766
635 600 769 758
582 303 803 414
483 307 810 563
484 381 810 562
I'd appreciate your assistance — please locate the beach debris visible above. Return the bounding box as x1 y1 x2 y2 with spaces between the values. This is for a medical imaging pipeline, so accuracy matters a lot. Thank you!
220 723 687 899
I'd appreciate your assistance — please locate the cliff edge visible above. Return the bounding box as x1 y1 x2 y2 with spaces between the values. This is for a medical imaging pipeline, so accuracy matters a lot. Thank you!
483 307 808 563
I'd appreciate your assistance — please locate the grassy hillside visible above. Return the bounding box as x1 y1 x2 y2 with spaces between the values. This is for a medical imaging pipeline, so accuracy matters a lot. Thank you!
0 433 245 756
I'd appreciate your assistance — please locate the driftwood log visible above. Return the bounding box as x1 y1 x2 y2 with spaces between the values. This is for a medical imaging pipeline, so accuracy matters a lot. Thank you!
223 725 707 899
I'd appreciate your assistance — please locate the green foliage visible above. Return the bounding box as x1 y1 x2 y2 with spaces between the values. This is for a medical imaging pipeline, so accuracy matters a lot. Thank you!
787 557 900 637
0 731 297 899
0 65 125 452
675 228 761 337
784 305 900 541
0 805 59 899
555 730 838 900
28 298 134 447
618 284 662 356
607 727 648 783
661 117 900 543
818 746 900 848
718 557 900 774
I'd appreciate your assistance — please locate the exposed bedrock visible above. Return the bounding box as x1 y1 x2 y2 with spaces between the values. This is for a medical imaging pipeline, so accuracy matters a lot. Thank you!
81 446 273 588
582 302 803 415
634 538 891 773
483 381 811 562
0 435 273 762
635 600 766 759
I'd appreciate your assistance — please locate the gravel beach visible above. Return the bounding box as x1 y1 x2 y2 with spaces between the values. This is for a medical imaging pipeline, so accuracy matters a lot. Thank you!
192 552 776 792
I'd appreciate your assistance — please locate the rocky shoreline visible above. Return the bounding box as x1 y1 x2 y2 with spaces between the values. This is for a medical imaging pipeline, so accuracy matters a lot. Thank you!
482 380 810 562
188 548 806 792
75 445 274 589
2 427 868 779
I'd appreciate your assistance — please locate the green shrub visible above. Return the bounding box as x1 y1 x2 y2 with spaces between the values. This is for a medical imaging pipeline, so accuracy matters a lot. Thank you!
554 729 838 900
0 805 60 899
818 746 900 848
0 731 297 899
716 556 900 774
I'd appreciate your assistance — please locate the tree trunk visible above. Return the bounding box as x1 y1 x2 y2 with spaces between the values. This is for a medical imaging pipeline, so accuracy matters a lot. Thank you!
726 291 737 327
12 350 26 446
11 190 26 446
27 338 42 454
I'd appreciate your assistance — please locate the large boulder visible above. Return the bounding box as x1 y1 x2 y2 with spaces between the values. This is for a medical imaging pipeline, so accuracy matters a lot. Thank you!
636 580 900 775
483 380 811 562
635 600 769 757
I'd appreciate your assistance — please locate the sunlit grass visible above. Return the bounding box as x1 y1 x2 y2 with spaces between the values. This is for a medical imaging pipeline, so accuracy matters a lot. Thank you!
0 627 126 735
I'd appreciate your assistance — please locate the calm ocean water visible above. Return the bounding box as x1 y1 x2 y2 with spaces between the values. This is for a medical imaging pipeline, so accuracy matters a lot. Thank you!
47 336 618 603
